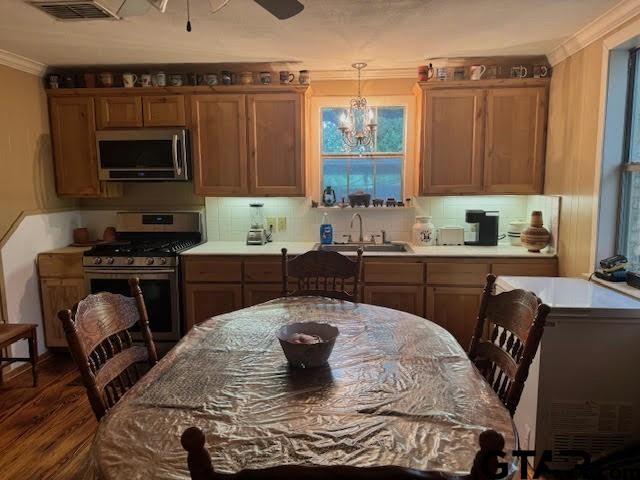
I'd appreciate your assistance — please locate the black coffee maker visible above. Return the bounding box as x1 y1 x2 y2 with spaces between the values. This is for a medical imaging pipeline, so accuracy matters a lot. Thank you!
464 210 499 246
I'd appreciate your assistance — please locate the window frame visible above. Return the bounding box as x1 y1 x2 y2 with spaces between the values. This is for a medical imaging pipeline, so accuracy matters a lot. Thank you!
617 47 640 256
320 104 408 201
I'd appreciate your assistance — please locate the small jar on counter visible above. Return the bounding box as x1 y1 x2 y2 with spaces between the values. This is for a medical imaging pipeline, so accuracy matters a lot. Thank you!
412 216 435 246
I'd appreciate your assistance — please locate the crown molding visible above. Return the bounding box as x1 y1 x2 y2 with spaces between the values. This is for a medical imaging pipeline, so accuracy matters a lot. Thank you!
548 0 640 66
312 68 416 81
0 49 47 77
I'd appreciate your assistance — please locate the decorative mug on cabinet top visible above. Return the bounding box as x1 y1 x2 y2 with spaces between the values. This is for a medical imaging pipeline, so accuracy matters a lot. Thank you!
510 65 528 78
279 71 295 84
533 65 549 78
298 70 310 85
140 73 152 87
122 72 137 88
152 72 166 87
99 72 114 87
204 73 218 85
470 65 486 80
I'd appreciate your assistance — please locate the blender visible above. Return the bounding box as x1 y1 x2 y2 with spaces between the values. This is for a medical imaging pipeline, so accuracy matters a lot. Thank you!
246 203 271 245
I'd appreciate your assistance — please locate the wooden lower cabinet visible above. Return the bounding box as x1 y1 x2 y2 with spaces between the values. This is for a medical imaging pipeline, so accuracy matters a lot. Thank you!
184 283 242 331
39 277 87 348
363 285 425 317
425 286 484 349
244 283 283 307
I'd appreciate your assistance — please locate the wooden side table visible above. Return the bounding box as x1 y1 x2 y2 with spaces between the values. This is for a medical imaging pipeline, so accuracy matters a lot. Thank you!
0 324 38 386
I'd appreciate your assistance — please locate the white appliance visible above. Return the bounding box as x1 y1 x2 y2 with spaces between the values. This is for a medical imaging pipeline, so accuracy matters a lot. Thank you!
496 276 640 467
437 226 465 245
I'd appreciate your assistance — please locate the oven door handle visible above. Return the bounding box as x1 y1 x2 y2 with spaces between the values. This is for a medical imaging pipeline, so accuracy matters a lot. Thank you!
84 268 177 275
172 134 182 176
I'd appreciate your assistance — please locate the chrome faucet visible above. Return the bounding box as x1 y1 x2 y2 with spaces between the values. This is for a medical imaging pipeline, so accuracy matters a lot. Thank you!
350 213 364 243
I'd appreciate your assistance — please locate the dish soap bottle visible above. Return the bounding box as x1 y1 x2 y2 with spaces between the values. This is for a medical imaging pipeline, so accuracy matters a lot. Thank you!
412 216 435 246
320 212 333 245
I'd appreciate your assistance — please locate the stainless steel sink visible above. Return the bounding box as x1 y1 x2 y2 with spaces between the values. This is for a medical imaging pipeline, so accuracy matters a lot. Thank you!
316 243 413 253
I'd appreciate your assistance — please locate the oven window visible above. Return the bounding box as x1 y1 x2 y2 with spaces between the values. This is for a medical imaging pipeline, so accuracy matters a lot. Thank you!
90 279 173 333
99 139 180 169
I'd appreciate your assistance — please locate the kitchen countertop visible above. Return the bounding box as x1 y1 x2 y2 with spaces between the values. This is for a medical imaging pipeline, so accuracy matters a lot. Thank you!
181 241 557 258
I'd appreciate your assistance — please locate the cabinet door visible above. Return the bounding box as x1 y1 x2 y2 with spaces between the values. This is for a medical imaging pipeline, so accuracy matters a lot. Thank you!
484 87 547 193
191 94 249 195
247 93 304 196
244 283 283 307
143 95 186 126
363 285 424 317
96 96 143 129
421 89 484 194
40 277 87 348
49 97 101 196
184 283 243 331
425 286 483 349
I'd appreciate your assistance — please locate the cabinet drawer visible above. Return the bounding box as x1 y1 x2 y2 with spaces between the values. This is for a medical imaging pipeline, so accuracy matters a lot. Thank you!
184 258 242 282
244 261 281 282
364 262 424 284
38 253 84 278
426 262 489 286
492 261 557 277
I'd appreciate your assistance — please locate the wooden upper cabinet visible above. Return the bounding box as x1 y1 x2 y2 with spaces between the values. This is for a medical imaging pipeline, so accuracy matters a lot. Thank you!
142 95 186 126
247 93 304 196
484 87 547 193
49 97 101 197
191 94 249 195
96 96 143 129
421 88 485 194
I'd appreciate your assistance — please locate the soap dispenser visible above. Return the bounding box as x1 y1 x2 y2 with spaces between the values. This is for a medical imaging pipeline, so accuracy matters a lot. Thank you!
320 212 333 245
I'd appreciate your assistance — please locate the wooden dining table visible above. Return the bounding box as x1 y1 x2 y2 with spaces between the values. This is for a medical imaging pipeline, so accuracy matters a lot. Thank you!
85 297 516 479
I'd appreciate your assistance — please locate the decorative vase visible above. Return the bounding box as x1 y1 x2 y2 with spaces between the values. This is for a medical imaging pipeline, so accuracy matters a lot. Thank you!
520 211 550 252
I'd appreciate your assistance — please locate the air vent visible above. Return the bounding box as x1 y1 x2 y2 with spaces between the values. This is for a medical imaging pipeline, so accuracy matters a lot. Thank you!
29 1 121 20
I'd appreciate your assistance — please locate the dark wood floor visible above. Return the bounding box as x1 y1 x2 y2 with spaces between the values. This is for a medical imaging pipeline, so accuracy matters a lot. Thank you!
0 354 97 479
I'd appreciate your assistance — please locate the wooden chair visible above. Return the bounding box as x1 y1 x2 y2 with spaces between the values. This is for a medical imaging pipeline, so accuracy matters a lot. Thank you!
0 323 38 386
58 277 158 420
281 248 363 302
467 274 550 416
181 426 506 480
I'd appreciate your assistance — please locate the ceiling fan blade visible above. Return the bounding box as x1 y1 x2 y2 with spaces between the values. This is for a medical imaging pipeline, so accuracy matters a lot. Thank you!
147 0 169 12
253 0 304 19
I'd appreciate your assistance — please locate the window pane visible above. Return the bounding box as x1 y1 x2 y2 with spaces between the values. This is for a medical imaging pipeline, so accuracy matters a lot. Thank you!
376 107 405 153
621 171 640 270
322 108 346 154
629 55 640 162
374 158 402 199
349 159 374 196
322 159 348 201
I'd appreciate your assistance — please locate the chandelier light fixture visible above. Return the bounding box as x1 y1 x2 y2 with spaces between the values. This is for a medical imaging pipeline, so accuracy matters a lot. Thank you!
339 63 377 150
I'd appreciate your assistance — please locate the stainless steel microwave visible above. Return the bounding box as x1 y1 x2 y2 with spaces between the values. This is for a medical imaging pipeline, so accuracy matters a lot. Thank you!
96 129 190 181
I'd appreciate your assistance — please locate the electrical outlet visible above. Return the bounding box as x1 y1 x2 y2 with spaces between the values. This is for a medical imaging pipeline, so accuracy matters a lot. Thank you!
266 217 276 229
278 217 287 231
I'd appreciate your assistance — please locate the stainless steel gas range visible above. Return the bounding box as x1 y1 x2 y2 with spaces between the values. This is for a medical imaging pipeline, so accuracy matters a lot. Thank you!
83 212 202 343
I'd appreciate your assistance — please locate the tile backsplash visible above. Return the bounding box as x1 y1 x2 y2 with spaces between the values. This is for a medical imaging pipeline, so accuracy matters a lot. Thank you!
205 195 560 251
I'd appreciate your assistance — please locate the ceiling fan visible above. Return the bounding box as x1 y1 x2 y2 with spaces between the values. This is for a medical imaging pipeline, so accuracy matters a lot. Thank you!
30 0 304 21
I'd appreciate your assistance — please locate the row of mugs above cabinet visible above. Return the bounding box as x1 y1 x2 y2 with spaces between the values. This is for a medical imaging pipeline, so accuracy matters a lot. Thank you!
47 91 306 197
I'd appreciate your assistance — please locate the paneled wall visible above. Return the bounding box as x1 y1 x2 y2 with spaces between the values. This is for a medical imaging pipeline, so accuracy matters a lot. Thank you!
544 13 640 277
545 42 603 277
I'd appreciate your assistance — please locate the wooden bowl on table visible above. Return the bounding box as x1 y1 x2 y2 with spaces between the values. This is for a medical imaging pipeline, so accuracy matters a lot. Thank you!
277 322 339 368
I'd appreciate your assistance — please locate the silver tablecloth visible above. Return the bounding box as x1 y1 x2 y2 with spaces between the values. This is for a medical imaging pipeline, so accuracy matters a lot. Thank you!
88 297 515 479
